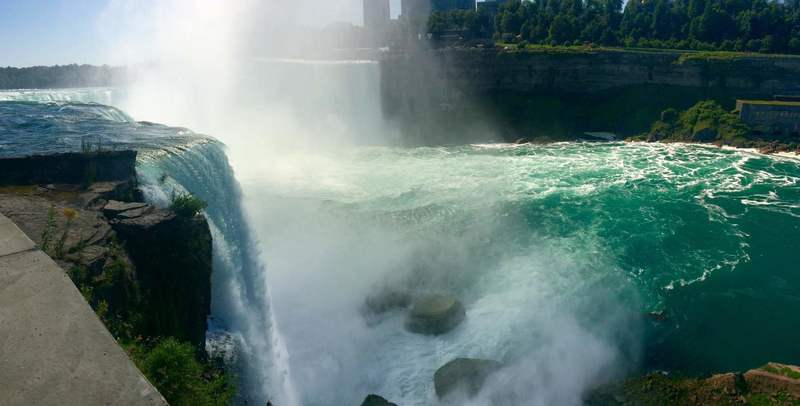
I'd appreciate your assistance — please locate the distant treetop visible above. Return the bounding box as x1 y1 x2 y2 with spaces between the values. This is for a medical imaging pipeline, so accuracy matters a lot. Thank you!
429 0 800 54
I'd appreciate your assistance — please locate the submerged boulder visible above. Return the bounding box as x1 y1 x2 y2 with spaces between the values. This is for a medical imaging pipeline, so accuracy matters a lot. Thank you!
434 358 503 399
360 394 398 406
405 294 465 335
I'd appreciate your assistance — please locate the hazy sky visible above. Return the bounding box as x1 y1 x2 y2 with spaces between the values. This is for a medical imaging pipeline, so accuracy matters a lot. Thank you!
0 0 406 67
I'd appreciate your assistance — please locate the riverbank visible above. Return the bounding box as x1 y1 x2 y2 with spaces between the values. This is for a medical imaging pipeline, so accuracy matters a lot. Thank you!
380 47 800 145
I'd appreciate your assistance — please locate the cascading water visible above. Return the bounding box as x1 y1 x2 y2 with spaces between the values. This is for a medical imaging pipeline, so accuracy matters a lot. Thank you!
3 59 800 406
0 94 295 404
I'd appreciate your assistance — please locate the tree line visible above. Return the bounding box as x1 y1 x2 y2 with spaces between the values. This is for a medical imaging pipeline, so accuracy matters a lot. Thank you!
0 65 125 89
428 0 800 54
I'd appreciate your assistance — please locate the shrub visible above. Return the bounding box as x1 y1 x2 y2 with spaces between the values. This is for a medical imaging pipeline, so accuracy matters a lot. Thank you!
642 100 749 144
170 193 207 218
132 338 234 406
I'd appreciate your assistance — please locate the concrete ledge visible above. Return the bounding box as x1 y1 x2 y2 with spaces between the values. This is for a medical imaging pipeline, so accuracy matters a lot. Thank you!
0 214 35 257
0 213 166 406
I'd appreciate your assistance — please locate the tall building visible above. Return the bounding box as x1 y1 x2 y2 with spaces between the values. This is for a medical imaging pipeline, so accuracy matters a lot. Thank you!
477 0 518 14
364 0 391 31
401 0 432 22
431 0 476 12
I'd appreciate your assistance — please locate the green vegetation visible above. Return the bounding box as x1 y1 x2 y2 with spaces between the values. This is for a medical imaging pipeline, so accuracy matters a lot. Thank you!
635 100 800 152
430 0 800 54
588 372 800 405
0 64 123 90
39 206 58 254
637 100 750 145
65 236 231 405
170 193 208 218
127 339 234 406
762 364 800 380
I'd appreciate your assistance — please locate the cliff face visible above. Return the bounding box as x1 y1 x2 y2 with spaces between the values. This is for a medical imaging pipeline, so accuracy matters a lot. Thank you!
0 151 138 186
380 49 800 142
0 151 212 350
110 207 212 348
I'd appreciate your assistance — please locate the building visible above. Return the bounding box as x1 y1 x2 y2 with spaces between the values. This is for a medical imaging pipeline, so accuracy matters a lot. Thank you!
364 0 391 31
432 0 476 12
477 0 518 14
736 99 800 136
402 0 432 22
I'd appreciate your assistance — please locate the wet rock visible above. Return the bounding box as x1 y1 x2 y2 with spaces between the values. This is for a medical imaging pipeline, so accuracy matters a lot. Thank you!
360 394 398 406
405 294 465 335
115 205 153 219
645 310 668 322
744 363 800 399
103 200 149 216
434 358 503 399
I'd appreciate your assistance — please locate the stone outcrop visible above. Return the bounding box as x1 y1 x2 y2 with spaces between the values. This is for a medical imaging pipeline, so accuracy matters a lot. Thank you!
589 363 800 405
0 151 213 351
434 358 503 399
107 200 212 348
405 293 465 335
360 394 398 406
744 363 800 399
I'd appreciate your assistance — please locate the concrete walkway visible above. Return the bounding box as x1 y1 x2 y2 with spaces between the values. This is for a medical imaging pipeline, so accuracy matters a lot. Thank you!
0 213 166 406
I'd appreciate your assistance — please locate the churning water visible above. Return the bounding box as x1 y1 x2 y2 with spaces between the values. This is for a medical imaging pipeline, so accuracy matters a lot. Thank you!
1 82 799 405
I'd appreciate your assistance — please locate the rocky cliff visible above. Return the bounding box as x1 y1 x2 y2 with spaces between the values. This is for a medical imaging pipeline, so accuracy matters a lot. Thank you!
380 48 800 142
0 151 212 350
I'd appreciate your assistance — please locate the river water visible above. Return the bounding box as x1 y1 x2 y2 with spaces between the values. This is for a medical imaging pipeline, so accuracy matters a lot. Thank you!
1 80 799 405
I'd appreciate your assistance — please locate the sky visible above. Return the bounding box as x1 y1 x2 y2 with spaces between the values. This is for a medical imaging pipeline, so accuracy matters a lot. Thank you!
0 0 407 67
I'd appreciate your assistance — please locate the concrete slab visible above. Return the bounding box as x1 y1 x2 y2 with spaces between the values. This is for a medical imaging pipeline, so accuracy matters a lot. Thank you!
0 214 35 257
0 214 166 406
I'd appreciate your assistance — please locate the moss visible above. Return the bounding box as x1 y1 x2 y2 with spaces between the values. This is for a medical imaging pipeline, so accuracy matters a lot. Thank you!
762 365 800 380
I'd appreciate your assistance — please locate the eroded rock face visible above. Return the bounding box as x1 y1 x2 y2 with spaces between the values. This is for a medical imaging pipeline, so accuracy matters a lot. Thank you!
405 294 465 335
744 363 800 399
434 358 503 399
360 394 398 406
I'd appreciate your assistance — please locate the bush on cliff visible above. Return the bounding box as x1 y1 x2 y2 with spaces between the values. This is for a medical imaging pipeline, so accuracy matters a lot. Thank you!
129 338 234 406
170 193 207 218
641 100 750 146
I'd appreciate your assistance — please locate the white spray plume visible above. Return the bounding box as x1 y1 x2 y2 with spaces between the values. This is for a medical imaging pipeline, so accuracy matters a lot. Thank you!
96 2 642 405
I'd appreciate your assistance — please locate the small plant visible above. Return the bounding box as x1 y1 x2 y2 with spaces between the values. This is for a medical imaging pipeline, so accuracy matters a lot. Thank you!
170 193 207 218
130 338 235 406
40 207 58 254
54 208 79 258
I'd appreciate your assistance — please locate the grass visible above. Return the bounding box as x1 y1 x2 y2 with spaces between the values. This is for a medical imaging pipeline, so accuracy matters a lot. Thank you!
762 364 800 380
491 43 800 60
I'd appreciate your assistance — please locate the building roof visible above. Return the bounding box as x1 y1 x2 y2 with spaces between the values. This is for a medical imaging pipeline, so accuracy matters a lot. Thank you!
737 99 800 107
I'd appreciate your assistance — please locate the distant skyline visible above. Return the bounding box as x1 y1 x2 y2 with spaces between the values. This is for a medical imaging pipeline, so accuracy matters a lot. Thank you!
0 0 411 67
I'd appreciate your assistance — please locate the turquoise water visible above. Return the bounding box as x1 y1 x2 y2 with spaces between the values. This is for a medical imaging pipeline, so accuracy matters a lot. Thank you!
237 142 800 404
2 94 800 405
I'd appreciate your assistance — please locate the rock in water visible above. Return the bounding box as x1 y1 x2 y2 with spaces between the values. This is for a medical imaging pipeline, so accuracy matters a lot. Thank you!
405 294 465 335
434 358 503 399
360 394 398 406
